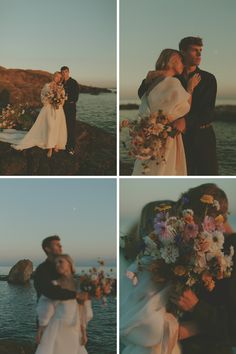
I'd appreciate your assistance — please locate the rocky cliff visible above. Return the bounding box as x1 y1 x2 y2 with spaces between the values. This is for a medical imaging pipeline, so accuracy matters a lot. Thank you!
0 66 112 108
0 121 116 175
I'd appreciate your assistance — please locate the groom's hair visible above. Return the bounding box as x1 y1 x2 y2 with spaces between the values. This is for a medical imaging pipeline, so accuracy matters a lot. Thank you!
179 37 203 51
61 66 69 71
42 235 60 253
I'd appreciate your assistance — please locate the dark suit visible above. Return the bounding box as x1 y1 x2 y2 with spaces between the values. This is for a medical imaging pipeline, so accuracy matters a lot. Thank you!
63 77 80 150
138 68 218 176
181 234 236 354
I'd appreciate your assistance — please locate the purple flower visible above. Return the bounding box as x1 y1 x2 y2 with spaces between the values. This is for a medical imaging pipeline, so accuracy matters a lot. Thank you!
154 221 174 244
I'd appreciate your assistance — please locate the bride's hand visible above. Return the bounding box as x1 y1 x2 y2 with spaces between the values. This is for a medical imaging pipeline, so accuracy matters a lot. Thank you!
187 73 201 94
172 117 186 134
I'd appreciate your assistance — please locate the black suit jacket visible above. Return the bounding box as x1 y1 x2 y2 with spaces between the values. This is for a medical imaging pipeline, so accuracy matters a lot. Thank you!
181 234 236 354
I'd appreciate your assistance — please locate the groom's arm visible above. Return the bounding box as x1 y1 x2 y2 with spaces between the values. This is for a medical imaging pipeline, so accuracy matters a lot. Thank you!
34 265 76 301
138 79 148 99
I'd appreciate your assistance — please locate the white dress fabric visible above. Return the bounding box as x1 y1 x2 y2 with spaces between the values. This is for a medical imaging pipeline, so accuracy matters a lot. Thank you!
120 255 181 354
35 296 93 354
132 77 190 176
7 83 67 151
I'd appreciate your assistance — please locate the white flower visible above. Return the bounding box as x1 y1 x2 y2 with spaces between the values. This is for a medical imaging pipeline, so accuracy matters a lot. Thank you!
213 200 220 211
186 277 196 287
160 244 179 264
211 231 224 250
182 209 194 217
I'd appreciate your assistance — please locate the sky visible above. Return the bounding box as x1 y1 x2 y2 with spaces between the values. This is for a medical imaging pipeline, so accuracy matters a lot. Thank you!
120 178 236 233
0 0 116 88
120 0 236 99
0 178 116 266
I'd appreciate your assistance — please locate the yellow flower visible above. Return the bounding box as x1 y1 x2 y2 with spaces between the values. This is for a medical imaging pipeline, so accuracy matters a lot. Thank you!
200 194 214 204
154 204 172 212
174 265 187 276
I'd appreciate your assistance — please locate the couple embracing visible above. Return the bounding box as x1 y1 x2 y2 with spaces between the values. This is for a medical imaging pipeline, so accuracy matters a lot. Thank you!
132 36 218 176
34 235 92 354
13 66 79 157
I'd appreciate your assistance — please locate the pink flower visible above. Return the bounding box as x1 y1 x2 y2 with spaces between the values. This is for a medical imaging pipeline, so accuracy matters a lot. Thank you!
183 223 199 240
203 216 216 233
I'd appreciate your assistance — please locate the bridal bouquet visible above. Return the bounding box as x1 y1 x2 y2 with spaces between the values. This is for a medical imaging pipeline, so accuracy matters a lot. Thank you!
129 195 234 316
45 85 67 110
120 110 176 174
79 260 115 304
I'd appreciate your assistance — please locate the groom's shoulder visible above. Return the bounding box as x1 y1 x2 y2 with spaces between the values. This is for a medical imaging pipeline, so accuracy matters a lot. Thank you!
35 260 50 274
69 77 79 86
198 68 217 83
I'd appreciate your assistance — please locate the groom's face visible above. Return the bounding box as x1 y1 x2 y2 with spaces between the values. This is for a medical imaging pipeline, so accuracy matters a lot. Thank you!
183 45 202 67
46 240 62 256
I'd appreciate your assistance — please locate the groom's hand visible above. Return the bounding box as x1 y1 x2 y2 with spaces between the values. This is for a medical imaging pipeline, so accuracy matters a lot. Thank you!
171 289 199 312
172 117 186 134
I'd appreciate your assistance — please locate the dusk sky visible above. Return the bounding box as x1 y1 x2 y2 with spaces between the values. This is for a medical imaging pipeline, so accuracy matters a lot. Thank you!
120 178 236 232
0 179 116 266
120 0 236 99
0 0 116 88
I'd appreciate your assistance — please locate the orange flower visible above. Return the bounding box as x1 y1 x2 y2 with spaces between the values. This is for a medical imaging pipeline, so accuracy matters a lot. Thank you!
202 271 213 283
215 214 224 224
183 214 194 224
200 194 214 204
174 265 187 276
120 119 129 128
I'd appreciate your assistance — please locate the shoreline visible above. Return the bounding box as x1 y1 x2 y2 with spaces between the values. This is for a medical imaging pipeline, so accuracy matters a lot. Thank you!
120 104 236 122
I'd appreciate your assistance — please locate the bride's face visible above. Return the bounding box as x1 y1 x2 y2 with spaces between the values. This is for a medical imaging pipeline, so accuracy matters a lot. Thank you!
55 257 72 275
170 54 184 75
53 73 62 84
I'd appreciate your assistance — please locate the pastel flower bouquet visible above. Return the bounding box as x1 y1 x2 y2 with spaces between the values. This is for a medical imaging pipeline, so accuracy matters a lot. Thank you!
44 85 67 110
120 110 177 174
79 260 115 304
129 195 234 317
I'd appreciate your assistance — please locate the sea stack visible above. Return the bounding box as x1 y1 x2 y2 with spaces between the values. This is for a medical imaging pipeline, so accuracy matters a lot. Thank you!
8 259 33 284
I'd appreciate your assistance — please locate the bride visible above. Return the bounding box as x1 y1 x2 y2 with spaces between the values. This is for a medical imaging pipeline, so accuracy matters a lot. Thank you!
35 254 93 354
12 71 67 158
132 49 201 176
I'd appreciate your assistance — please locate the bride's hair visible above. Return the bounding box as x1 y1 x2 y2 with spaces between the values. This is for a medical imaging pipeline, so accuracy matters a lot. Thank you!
55 254 76 274
174 183 229 224
155 49 182 70
53 71 62 79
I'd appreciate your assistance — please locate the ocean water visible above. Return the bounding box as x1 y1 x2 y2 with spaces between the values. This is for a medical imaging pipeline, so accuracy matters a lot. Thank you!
77 93 116 134
0 266 116 354
120 106 236 175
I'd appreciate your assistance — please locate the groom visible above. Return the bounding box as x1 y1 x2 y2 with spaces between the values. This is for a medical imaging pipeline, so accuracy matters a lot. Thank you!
34 235 87 302
138 36 218 175
61 66 80 156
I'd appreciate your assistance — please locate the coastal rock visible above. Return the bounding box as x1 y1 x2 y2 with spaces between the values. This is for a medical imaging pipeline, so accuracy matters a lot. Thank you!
8 260 33 284
0 66 112 108
0 121 116 175
0 340 35 354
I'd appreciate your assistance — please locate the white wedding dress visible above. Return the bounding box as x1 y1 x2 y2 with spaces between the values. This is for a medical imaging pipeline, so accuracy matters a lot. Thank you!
132 77 190 176
0 83 67 150
120 253 181 354
35 296 93 354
